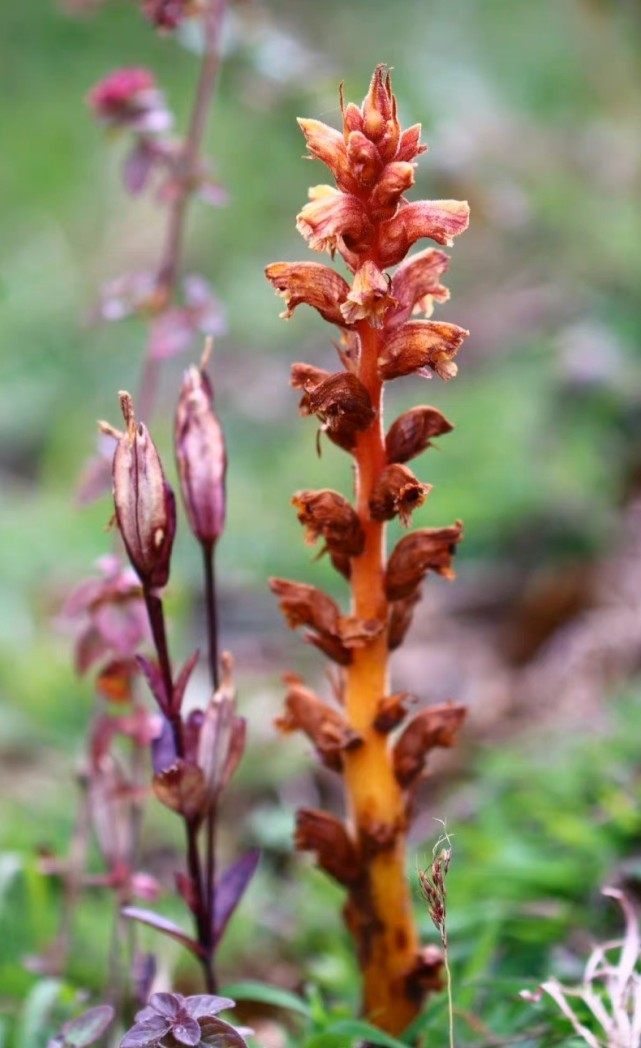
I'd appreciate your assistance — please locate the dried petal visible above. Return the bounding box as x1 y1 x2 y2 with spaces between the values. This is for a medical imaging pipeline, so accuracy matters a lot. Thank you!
276 676 361 771
297 118 354 192
369 463 431 526
292 489 364 558
295 809 362 885
385 406 453 464
388 590 422 650
300 371 375 450
379 199 470 268
102 392 176 589
296 186 372 258
386 522 463 601
378 320 469 382
387 248 451 329
290 362 331 391
265 261 350 325
197 653 245 802
153 759 208 823
393 702 467 787
175 350 226 547
340 261 396 328
269 578 351 665
373 692 415 733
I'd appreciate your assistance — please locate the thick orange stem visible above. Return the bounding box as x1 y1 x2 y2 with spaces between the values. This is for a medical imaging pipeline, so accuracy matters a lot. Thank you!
342 321 421 1035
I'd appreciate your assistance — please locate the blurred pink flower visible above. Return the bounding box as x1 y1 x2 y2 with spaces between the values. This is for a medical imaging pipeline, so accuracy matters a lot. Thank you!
63 555 149 675
87 67 172 133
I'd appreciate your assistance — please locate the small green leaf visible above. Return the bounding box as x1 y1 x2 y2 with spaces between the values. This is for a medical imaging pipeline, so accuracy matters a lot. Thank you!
305 1019 409 1048
221 982 311 1018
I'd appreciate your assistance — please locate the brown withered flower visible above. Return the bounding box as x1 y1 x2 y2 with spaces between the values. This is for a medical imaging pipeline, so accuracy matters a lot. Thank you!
378 320 469 382
386 522 464 601
292 489 365 558
369 463 431 526
387 590 422 651
299 371 376 450
175 343 226 549
276 675 361 771
100 392 176 589
265 262 349 326
385 405 453 465
295 809 362 886
386 248 451 329
268 578 351 664
393 703 467 788
339 260 396 328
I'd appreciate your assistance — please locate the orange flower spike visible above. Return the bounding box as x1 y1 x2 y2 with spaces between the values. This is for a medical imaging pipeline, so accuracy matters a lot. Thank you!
266 66 470 1037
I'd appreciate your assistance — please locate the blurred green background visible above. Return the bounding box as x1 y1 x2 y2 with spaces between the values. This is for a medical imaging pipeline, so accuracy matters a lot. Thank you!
2 0 641 1044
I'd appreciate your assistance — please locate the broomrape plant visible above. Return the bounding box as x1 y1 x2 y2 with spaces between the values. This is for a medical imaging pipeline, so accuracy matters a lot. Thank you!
266 66 470 1036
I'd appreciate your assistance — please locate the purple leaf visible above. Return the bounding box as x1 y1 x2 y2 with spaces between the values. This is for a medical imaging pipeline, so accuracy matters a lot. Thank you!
198 1017 249 1047
122 906 205 958
147 992 182 1019
173 1017 201 1046
185 995 235 1019
137 655 169 712
172 649 199 715
60 1005 115 1047
151 715 177 774
120 1014 170 1047
213 850 260 946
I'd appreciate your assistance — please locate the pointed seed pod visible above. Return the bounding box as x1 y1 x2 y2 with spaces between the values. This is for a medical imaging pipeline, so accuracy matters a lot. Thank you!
101 392 176 589
385 406 454 465
385 522 463 601
393 702 467 788
175 345 226 548
295 809 362 886
292 489 365 558
369 463 431 526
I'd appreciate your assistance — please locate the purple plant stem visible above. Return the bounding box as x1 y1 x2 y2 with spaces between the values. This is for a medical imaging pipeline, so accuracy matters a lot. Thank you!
142 586 213 991
202 543 220 691
202 541 220 989
138 0 229 421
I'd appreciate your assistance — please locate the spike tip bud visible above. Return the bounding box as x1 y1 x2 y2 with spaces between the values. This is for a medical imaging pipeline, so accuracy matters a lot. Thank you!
175 350 227 549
